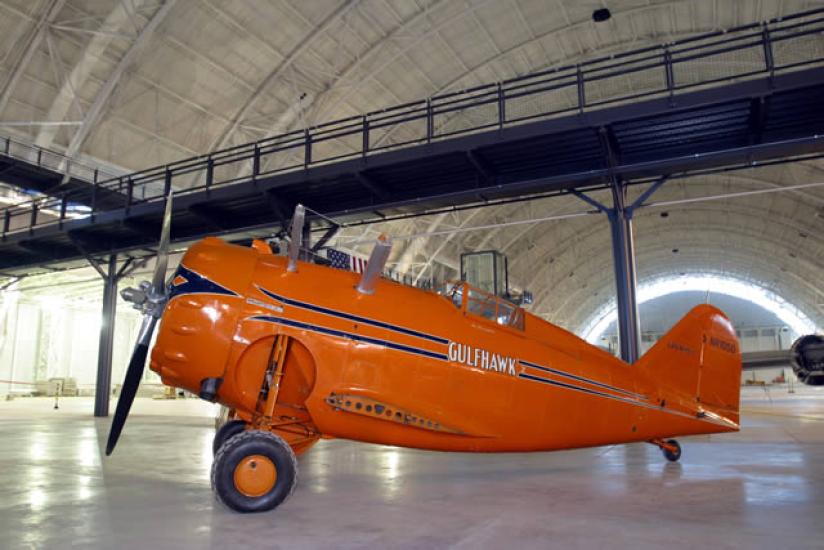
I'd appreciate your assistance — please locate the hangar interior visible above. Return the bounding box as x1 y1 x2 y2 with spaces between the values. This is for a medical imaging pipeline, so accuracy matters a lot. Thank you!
1 0 824 548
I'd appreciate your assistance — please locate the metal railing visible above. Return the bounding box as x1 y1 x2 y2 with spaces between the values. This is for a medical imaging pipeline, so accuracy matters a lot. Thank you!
2 7 824 238
1 135 121 188
0 135 123 229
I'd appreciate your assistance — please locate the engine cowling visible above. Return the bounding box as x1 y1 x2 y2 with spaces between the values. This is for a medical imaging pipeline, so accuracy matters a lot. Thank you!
791 334 824 385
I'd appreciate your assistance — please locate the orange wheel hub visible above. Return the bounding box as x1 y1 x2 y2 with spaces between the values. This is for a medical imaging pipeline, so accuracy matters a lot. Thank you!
233 455 277 497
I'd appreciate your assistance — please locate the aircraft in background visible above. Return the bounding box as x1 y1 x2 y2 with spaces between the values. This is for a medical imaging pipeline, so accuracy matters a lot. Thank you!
741 334 824 385
106 197 744 513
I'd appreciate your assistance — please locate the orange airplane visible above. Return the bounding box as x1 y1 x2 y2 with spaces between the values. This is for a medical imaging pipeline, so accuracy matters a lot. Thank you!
107 198 743 513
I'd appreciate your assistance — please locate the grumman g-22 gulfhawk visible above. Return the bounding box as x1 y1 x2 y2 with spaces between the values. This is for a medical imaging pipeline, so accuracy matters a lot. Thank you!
107 197 744 513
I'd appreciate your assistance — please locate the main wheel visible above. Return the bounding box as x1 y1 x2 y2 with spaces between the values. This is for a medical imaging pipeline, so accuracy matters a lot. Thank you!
212 419 246 455
211 430 298 513
662 439 681 462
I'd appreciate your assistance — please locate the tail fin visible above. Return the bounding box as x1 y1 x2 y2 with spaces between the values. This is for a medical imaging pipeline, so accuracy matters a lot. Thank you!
636 304 741 426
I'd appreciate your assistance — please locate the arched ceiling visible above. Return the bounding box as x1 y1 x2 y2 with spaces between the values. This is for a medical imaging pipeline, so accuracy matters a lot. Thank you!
606 291 790 334
0 0 822 334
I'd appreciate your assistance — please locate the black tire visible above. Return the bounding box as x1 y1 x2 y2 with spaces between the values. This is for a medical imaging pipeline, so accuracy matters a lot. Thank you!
211 430 298 513
213 419 246 455
663 439 681 462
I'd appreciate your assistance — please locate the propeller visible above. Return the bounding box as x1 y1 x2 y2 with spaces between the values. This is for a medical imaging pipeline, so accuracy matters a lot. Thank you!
106 192 173 456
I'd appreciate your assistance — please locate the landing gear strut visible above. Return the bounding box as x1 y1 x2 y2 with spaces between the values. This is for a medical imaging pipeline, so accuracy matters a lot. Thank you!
649 438 681 462
211 334 318 512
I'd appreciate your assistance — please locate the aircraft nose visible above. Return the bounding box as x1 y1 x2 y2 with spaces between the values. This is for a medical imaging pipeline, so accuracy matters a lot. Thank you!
150 293 238 397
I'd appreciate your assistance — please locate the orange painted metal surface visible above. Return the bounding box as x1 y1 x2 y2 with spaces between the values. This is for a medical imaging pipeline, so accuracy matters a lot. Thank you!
150 237 741 454
233 455 277 497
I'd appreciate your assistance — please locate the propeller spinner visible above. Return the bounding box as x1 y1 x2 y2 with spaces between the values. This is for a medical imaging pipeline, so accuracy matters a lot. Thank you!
105 193 173 456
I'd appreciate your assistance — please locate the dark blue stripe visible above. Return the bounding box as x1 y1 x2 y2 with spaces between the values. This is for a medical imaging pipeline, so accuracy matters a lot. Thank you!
256 285 449 345
250 315 448 361
519 372 639 405
169 265 239 300
520 359 644 399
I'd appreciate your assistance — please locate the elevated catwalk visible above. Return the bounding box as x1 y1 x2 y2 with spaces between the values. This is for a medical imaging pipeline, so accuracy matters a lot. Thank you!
1 10 824 276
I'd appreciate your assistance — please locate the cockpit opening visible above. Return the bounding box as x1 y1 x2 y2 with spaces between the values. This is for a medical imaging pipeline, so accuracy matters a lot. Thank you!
441 282 525 331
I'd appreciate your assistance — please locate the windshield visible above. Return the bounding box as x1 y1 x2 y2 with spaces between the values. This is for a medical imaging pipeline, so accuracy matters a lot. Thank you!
441 282 524 330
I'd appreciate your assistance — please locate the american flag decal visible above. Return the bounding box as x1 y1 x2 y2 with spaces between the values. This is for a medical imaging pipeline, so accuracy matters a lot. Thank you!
327 248 368 273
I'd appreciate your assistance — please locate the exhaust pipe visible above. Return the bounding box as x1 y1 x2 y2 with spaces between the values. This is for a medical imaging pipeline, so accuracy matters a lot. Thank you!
357 234 392 295
287 204 305 273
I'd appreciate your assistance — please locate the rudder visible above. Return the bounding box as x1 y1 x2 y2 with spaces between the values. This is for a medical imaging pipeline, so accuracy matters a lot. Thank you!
636 304 741 426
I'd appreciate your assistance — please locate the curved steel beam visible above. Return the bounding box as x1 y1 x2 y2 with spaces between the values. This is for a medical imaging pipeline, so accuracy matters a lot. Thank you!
557 253 811 333
565 248 824 336
541 222 824 326
0 0 68 117
411 208 486 284
207 0 359 152
395 212 450 275
530 211 824 317
502 178 824 291
329 7 721 152
36 0 155 149
62 0 177 160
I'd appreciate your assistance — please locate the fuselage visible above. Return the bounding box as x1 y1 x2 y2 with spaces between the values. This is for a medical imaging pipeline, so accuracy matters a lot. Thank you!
150 237 739 453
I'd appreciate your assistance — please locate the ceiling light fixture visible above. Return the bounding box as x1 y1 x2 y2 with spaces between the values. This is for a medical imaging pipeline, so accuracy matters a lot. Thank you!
592 8 611 22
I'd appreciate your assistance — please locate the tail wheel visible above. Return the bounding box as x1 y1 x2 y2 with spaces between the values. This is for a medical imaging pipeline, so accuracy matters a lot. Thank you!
211 430 298 513
212 419 246 455
662 439 682 462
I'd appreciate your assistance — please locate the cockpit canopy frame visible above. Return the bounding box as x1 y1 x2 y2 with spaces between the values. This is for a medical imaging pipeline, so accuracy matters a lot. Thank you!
441 281 525 331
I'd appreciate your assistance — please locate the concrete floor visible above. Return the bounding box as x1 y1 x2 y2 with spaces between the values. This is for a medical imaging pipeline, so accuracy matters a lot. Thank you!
1 387 823 549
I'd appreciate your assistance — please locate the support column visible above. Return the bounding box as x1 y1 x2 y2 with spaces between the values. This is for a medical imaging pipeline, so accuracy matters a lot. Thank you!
608 182 640 364
84 253 140 417
573 176 668 363
94 255 117 417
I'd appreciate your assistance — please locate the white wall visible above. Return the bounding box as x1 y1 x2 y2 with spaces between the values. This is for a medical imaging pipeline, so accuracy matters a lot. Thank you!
0 297 19 392
0 293 149 396
0 300 42 394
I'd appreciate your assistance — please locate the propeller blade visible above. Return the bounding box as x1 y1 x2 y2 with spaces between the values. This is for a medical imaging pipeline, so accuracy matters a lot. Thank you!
107 193 173 456
105 315 158 456
151 192 173 295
